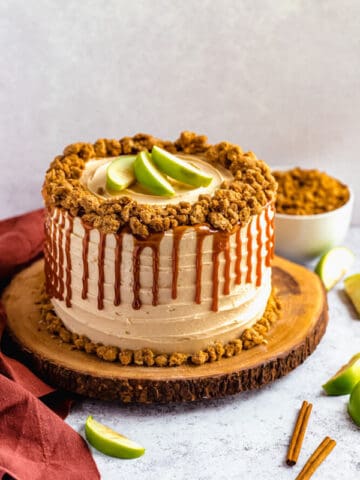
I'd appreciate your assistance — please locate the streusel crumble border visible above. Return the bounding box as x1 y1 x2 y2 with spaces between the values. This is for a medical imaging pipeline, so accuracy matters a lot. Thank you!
38 291 281 367
42 131 277 238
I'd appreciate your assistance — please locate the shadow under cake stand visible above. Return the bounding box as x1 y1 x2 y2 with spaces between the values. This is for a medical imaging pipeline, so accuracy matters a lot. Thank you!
1 256 328 404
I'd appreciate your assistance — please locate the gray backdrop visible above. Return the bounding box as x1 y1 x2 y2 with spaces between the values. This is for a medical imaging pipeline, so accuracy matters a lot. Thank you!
1 0 359 223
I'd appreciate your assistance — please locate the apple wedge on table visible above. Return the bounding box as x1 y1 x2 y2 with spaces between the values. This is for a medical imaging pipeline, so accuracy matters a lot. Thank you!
348 381 360 427
344 273 360 317
322 353 360 395
315 247 355 291
85 415 145 459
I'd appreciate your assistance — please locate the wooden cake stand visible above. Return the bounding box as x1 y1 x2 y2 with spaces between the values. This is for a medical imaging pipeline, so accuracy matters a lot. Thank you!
1 257 328 404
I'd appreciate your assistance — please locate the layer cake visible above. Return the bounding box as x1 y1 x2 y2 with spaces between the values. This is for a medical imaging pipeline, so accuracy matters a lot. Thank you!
41 132 278 366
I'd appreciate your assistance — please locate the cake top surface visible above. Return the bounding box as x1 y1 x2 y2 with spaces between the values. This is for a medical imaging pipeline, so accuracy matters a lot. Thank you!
42 131 277 237
82 153 232 205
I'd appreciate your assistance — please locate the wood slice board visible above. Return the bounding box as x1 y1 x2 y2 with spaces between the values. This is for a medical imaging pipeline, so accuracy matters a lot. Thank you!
1 257 328 404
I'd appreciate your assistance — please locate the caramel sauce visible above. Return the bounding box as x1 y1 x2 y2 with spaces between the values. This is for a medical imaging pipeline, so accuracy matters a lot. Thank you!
255 214 263 287
48 205 270 313
44 209 63 300
65 215 74 307
58 213 65 300
97 232 106 310
114 233 123 306
223 235 231 295
265 206 272 267
44 217 51 296
195 226 211 304
81 221 91 300
132 243 142 310
270 206 275 260
52 209 60 297
132 233 164 310
211 231 231 312
171 227 186 299
246 220 253 283
235 227 242 285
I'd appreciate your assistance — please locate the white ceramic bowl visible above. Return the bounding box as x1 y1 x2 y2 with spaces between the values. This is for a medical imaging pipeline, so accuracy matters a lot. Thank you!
274 187 354 263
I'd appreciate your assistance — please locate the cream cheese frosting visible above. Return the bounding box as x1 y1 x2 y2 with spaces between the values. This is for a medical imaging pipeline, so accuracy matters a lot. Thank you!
45 204 275 354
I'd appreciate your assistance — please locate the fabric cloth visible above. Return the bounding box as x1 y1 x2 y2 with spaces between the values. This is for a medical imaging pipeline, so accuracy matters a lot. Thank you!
0 210 100 480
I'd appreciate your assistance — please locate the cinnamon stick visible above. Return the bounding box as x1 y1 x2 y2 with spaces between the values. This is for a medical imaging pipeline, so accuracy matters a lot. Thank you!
286 400 313 466
295 436 336 480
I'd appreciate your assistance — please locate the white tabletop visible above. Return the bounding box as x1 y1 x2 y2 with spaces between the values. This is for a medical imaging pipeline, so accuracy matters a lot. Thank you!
65 227 360 480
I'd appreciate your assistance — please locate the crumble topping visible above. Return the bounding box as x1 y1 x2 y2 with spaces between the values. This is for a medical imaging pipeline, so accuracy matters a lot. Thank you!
42 132 277 237
38 290 281 367
273 167 350 215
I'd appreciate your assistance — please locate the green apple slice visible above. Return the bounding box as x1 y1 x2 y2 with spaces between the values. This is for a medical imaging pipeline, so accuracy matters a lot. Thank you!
106 155 137 192
344 273 360 317
134 151 175 196
315 247 355 290
151 145 213 187
348 381 360 427
85 415 145 459
322 353 360 395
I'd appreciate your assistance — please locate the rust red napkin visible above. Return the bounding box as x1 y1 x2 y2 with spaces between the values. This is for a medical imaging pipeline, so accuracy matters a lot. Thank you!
0 209 44 286
0 210 100 480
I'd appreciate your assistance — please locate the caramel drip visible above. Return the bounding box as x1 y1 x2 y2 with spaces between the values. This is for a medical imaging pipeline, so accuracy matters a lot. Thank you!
171 227 186 299
97 232 106 310
81 222 91 300
265 207 272 267
235 227 242 284
212 231 231 312
246 219 253 283
222 234 231 295
195 226 211 304
212 246 220 312
44 216 51 296
151 236 162 307
52 209 60 297
132 243 142 310
270 206 275 259
65 215 74 307
58 213 65 300
132 233 164 310
114 233 123 306
255 214 263 287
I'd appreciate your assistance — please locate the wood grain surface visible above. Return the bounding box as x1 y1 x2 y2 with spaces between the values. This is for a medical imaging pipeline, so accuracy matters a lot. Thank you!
1 257 328 404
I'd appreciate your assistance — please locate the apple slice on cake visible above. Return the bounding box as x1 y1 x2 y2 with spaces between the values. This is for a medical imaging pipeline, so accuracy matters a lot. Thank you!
106 155 137 192
152 146 213 188
134 151 175 196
